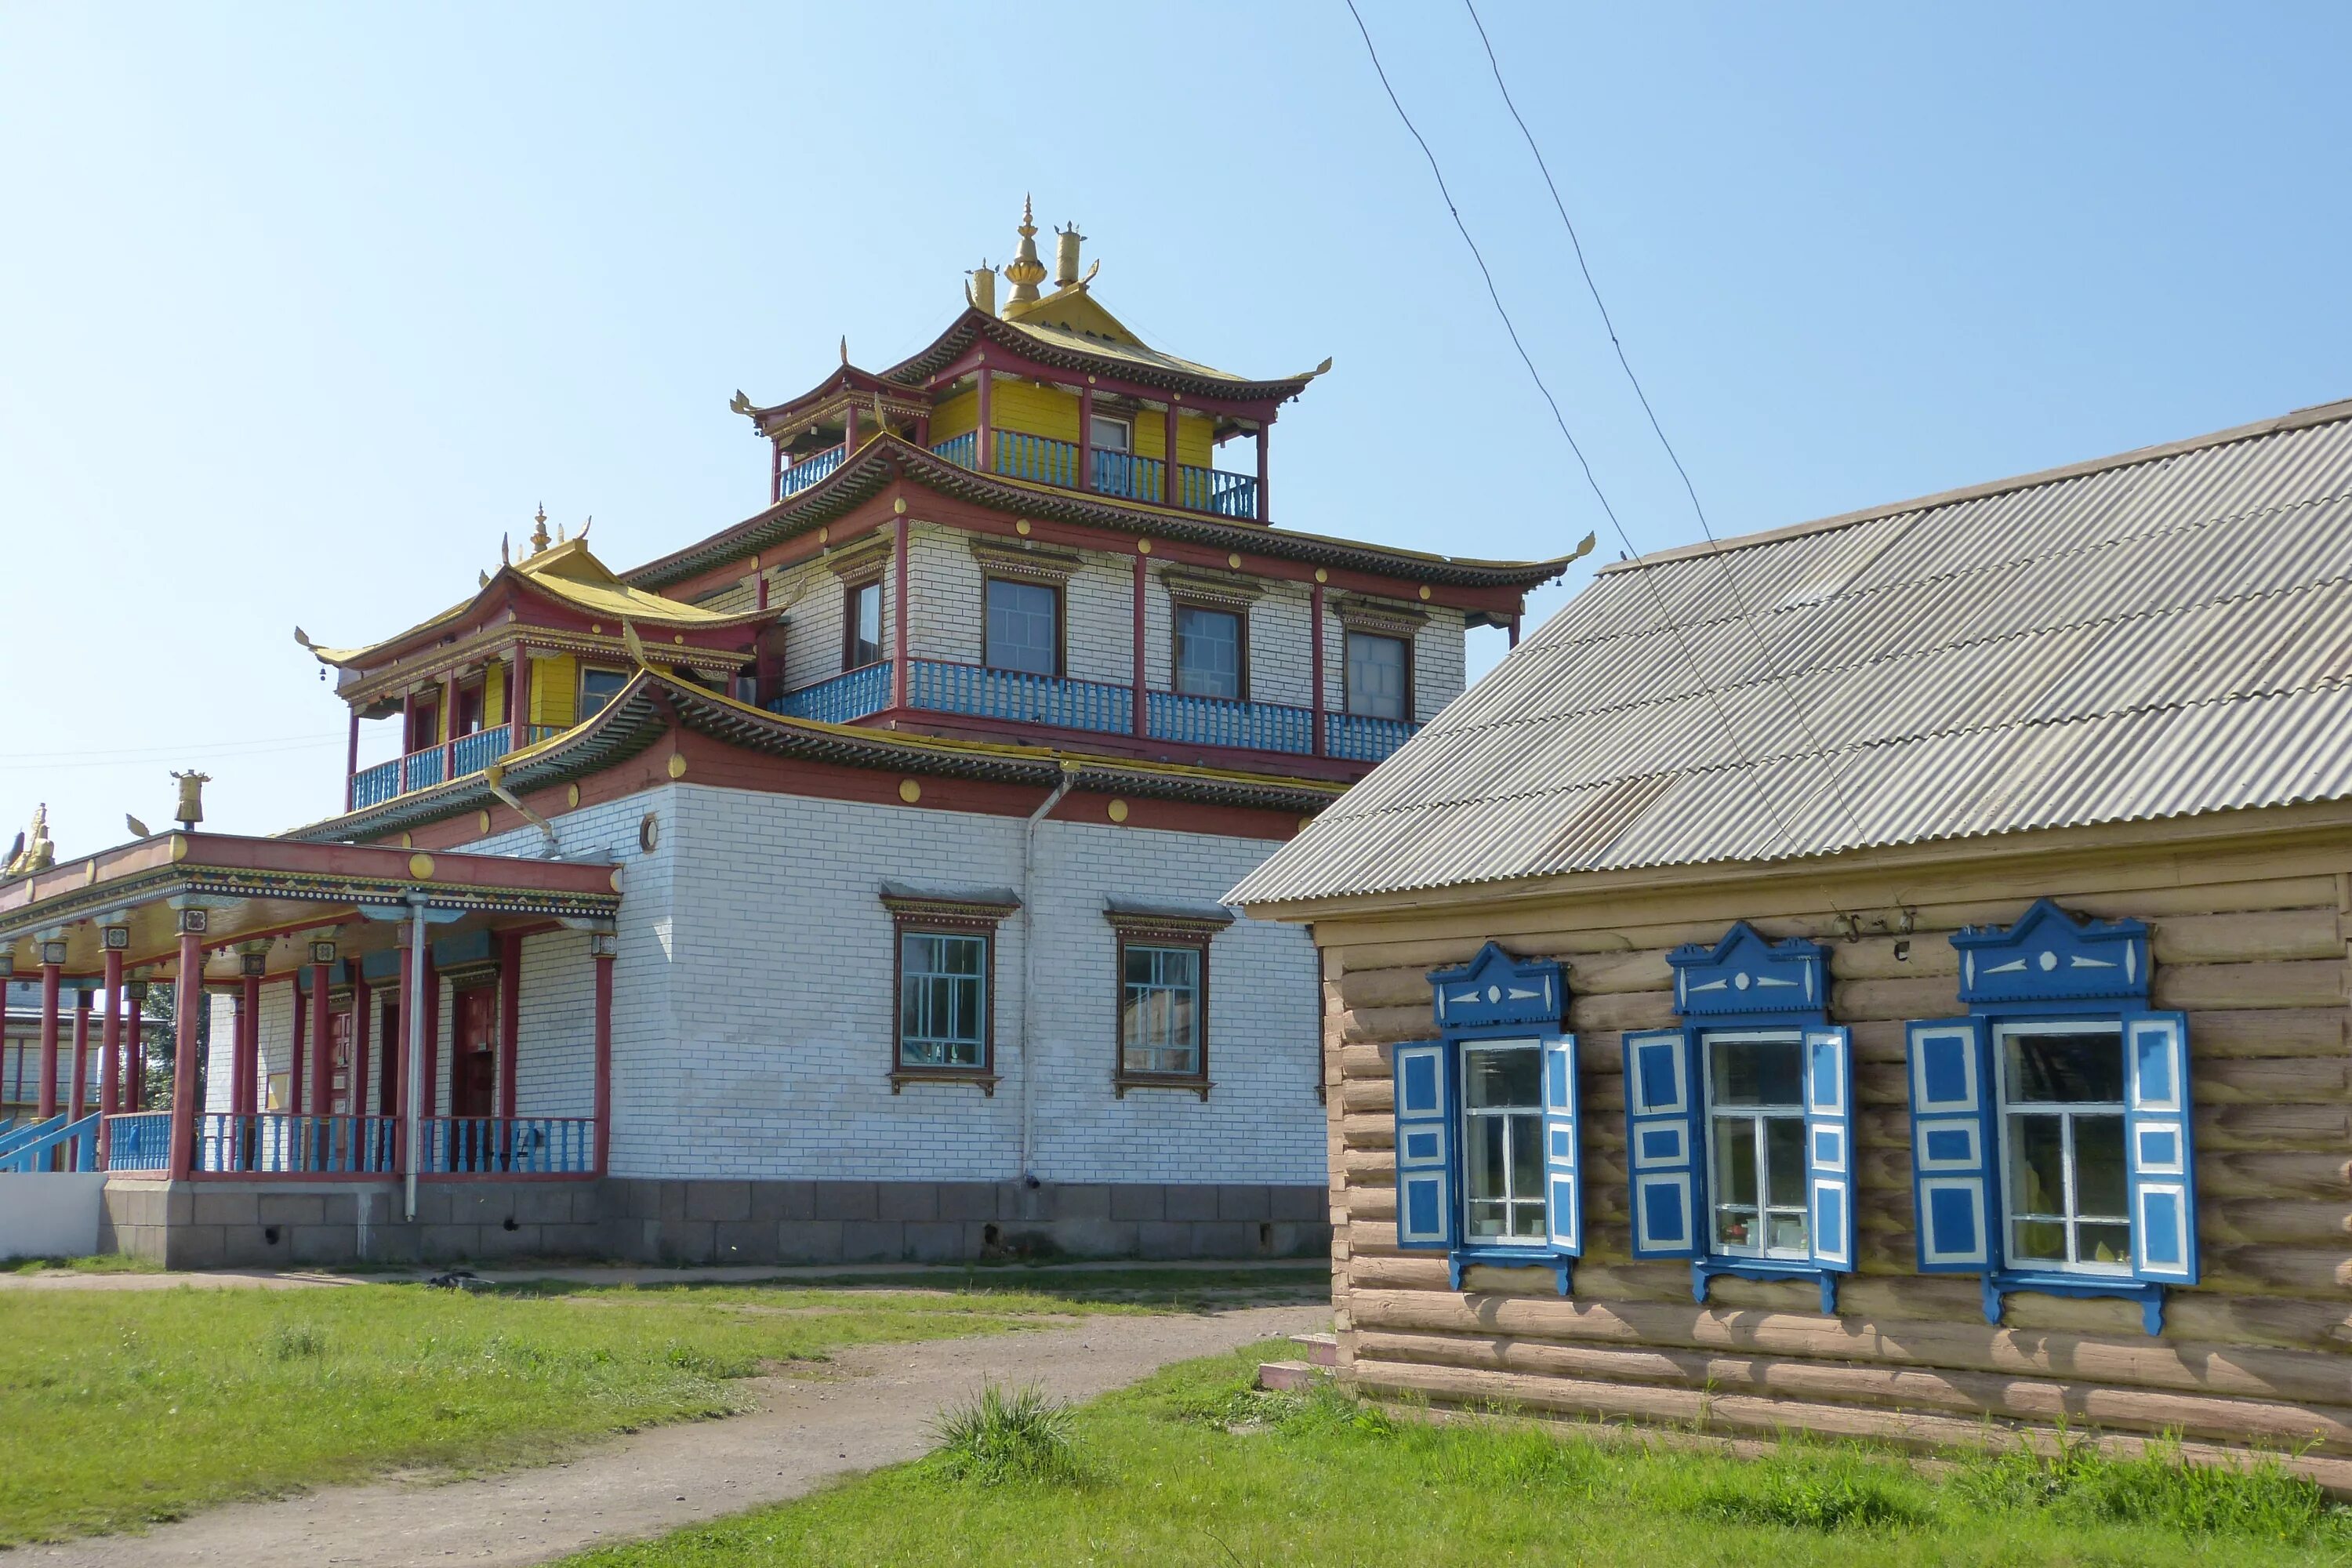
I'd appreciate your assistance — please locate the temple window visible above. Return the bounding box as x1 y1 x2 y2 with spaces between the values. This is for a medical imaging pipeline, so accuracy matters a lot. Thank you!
898 931 989 1070
1174 606 1243 701
1089 413 1131 453
1345 632 1409 720
984 578 1060 677
846 580 884 670
579 667 628 719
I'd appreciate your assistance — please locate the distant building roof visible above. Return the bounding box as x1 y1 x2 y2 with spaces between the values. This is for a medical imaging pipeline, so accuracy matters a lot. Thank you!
1231 397 2352 907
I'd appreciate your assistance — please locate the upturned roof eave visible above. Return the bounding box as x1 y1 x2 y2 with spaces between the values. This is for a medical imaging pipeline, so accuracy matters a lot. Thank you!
622 436 1573 593
877 309 1316 404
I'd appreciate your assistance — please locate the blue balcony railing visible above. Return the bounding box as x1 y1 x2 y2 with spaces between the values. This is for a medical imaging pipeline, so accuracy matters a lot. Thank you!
994 430 1079 488
1326 711 1419 763
419 1116 596 1174
1092 449 1165 502
779 444 847 498
931 431 977 467
452 727 511 778
770 662 894 724
195 1112 401 1174
1148 691 1313 755
103 1112 172 1171
401 746 445 791
1181 465 1258 518
909 660 1132 735
351 757 403 809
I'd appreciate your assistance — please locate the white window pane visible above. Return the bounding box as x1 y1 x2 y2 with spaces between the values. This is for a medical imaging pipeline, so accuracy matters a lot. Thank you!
1346 634 1406 720
985 580 1058 676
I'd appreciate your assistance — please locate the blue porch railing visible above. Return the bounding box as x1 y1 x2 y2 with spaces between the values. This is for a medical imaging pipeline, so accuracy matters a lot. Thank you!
770 662 894 724
0 1113 67 1162
351 757 403 808
931 431 977 467
1092 449 1165 502
195 1113 401 1174
419 1116 596 1174
909 659 1131 735
779 444 847 498
993 430 1080 488
1180 465 1258 517
0 1112 99 1173
452 727 510 778
1325 712 1420 763
1148 691 1314 755
402 746 445 791
103 1112 172 1171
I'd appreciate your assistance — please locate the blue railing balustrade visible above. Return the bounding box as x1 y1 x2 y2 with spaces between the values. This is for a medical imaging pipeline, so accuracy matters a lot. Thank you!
1092 449 1165 503
195 1113 401 1174
1180 466 1258 518
1147 692 1314 754
769 662 894 724
103 1112 172 1172
994 430 1079 488
1325 712 1420 763
908 660 1132 735
351 757 403 808
779 445 848 498
931 431 978 468
0 1112 99 1173
452 727 511 779
420 1116 594 1174
401 746 445 792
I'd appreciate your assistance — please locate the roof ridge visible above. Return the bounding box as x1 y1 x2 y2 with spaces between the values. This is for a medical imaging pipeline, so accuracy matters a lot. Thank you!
1597 395 2352 576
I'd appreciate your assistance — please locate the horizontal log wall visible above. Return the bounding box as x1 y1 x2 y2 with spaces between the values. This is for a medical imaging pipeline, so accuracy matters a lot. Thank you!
1318 856 2352 1481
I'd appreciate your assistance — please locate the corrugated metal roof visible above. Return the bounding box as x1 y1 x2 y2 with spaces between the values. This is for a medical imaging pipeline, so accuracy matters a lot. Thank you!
1231 398 2352 908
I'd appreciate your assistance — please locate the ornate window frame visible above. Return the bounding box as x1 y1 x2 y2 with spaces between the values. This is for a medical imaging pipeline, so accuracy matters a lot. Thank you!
880 883 1018 1096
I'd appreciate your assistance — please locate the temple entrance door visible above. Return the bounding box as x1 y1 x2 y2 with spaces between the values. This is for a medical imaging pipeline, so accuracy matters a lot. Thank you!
328 1007 354 1114
450 986 497 1120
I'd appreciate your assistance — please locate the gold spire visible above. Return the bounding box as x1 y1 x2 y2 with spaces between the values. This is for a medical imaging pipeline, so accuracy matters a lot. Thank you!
1003 194 1047 305
529 504 551 556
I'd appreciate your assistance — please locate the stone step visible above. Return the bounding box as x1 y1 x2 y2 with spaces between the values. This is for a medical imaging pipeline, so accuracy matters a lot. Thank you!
1290 1331 1339 1367
1255 1359 1330 1392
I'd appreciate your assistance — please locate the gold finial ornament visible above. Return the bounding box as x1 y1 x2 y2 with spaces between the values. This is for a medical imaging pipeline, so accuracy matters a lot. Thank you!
530 504 552 556
1053 222 1084 289
169 771 210 831
968 261 997 318
500 532 510 567
1004 194 1047 304
2 804 55 878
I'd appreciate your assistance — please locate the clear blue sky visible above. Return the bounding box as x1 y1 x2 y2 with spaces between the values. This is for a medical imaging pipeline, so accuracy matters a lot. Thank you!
4 2 2347 854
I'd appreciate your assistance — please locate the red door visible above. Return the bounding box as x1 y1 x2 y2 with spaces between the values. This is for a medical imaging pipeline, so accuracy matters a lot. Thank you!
451 987 497 1120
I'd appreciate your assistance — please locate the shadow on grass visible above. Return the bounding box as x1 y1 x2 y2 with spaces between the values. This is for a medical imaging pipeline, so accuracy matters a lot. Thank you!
478 1265 1329 1314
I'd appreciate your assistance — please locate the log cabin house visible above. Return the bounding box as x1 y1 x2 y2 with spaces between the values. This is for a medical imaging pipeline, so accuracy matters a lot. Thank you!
1231 397 2352 1487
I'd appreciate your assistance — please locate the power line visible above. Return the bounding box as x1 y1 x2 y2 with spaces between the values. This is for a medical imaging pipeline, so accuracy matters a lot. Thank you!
1341 0 1806 857
1460 0 1871 848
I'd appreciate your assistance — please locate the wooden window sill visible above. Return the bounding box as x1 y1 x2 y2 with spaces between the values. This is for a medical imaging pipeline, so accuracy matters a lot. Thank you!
1113 1075 1213 1102
890 1069 999 1097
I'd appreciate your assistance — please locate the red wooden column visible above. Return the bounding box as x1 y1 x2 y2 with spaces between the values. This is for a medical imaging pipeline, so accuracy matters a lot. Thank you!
1078 385 1095 492
235 955 263 1116
509 648 532 751
769 439 782 505
166 914 205 1177
35 943 61 1120
387 942 411 1120
343 708 361 812
590 931 615 1174
125 980 146 1108
1131 553 1149 737
497 931 522 1120
844 403 858 452
440 670 459 782
99 934 125 1118
289 971 307 1112
350 972 372 1120
399 690 417 789
308 946 333 1116
975 367 994 473
1310 579 1329 757
889 514 910 711
1255 425 1270 521
1162 405 1179 506
419 941 440 1118
68 987 92 1122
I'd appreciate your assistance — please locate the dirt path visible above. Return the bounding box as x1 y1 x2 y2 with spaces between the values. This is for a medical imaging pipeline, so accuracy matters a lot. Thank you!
26 1305 1320 1567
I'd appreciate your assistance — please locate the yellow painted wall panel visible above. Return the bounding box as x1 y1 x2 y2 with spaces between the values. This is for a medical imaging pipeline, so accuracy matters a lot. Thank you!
531 654 577 728
990 378 1081 443
484 660 505 724
930 390 977 446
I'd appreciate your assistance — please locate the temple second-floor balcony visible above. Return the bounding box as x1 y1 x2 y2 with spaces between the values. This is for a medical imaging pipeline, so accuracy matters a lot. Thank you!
349 724 567 810
768 661 1421 764
778 443 848 499
930 431 1261 521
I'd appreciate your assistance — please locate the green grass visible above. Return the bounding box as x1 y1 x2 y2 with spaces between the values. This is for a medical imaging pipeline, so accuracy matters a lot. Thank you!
0 1266 1319 1545
562 1352 2352 1568
7 1254 164 1276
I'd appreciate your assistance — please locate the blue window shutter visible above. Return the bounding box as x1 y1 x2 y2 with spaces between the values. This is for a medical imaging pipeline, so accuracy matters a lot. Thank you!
1542 1033 1581 1254
1392 1040 1454 1250
1803 1025 1855 1274
2123 1009 2197 1286
1624 1027 1700 1260
1907 1017 1997 1272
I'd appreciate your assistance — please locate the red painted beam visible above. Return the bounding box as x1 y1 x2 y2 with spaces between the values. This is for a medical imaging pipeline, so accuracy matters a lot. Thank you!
168 927 202 1177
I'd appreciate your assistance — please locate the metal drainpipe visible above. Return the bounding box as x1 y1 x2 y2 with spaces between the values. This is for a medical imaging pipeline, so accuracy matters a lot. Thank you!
1018 761 1082 1194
